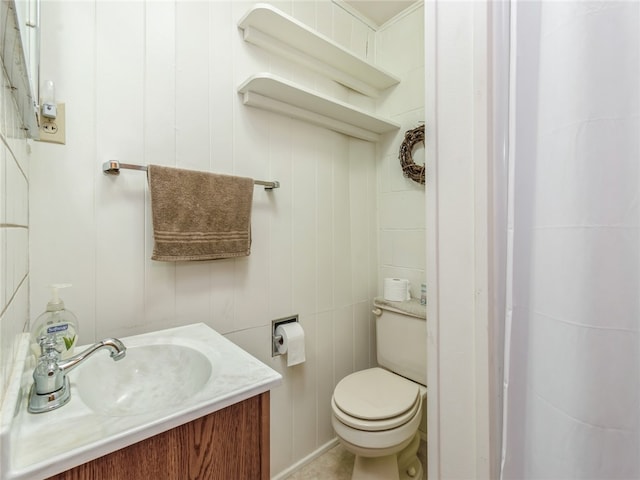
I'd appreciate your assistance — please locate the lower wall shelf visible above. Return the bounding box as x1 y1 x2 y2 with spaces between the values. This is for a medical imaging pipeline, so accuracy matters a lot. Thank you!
237 73 400 142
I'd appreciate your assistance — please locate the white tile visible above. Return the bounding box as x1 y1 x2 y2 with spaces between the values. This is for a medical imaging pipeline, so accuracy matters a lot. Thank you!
292 125 318 316
379 190 426 230
175 262 212 326
8 228 28 295
0 65 5 136
232 1 272 86
18 3 426 477
353 300 371 371
332 3 353 51
333 305 354 384
233 223 269 332
366 158 378 301
349 13 370 60
332 137 353 309
0 276 28 405
292 1 315 29
210 1 234 173
175 1 210 172
316 129 335 312
29 0 97 343
0 142 6 225
209 259 237 335
95 1 145 162
390 66 425 116
0 227 6 312
316 310 335 445
347 90 376 112
266 118 294 318
292 314 318 459
143 173 177 326
376 5 424 75
94 175 146 337
315 1 333 42
144 1 176 168
348 140 373 303
94 1 146 338
224 323 272 365
144 258 176 327
270 375 294 477
267 1 293 17
233 96 271 180
5 156 27 226
392 229 426 269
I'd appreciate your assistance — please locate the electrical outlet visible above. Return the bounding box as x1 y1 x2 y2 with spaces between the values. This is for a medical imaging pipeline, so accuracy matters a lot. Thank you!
37 103 66 144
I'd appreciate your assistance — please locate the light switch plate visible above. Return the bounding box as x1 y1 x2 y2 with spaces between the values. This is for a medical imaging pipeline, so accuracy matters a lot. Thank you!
37 103 66 144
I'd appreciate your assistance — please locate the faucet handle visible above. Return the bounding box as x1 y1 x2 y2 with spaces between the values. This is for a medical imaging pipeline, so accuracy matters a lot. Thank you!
38 335 61 357
33 335 65 396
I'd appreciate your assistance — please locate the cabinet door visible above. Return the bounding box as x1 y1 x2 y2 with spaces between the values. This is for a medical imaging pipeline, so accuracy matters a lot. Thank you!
47 392 270 480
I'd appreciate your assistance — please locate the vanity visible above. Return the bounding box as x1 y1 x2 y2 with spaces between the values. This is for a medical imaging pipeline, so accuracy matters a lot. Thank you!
46 393 270 480
0 324 282 480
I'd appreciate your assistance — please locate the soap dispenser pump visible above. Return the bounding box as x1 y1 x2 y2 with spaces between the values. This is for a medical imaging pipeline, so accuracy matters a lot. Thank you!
31 284 79 360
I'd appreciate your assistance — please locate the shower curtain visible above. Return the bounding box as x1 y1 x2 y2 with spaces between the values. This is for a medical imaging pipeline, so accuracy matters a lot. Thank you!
501 2 640 479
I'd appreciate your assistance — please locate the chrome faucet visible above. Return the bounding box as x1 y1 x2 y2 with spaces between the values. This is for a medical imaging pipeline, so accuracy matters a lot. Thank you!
28 335 126 413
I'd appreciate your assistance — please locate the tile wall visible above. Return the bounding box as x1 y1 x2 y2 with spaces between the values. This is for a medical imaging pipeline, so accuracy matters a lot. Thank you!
22 0 424 476
0 60 30 406
376 5 426 299
30 2 377 475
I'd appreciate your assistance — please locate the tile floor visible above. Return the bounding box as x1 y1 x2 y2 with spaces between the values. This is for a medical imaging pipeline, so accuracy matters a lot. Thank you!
285 440 427 480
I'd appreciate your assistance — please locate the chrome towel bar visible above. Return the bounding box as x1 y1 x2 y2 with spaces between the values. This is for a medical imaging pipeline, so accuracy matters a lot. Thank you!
102 160 280 190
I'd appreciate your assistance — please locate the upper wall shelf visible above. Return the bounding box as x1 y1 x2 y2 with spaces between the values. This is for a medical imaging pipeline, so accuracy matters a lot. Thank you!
237 4 401 98
238 73 401 142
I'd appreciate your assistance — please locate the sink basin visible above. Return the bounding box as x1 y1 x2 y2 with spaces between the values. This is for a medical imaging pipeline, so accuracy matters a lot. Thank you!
75 343 214 416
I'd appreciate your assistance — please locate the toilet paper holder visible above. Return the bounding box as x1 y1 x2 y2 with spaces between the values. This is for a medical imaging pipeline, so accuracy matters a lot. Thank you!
272 315 299 357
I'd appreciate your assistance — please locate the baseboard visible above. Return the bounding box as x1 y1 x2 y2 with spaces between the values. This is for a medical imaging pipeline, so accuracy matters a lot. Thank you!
271 437 340 480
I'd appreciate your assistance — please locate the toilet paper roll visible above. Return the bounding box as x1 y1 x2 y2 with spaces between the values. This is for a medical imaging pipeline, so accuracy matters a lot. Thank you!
383 278 410 302
276 322 306 367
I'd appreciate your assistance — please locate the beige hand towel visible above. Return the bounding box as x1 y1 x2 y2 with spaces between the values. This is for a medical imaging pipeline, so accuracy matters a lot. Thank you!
148 165 254 261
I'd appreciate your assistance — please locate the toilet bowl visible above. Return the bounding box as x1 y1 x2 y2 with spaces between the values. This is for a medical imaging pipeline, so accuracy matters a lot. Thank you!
331 367 425 480
331 298 427 480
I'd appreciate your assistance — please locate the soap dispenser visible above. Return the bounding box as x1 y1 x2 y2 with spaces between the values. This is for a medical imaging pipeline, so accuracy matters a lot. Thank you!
31 284 79 360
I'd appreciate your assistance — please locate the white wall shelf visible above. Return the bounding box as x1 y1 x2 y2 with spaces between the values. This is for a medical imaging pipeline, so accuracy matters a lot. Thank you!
238 74 401 143
237 4 400 98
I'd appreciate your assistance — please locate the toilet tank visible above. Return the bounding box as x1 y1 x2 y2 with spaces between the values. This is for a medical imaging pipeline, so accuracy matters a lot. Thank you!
373 298 427 386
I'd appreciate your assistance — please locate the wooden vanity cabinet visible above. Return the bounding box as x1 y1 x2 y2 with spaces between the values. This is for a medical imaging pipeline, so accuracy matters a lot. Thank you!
46 392 270 480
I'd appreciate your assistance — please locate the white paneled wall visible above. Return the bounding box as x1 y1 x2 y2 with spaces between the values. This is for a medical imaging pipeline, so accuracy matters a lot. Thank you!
28 1 424 476
0 64 30 406
376 4 426 299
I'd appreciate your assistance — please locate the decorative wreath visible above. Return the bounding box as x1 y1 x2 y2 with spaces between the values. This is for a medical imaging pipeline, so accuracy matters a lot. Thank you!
399 124 425 185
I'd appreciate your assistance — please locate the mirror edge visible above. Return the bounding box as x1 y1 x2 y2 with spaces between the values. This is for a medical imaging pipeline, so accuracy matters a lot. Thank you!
2 0 40 139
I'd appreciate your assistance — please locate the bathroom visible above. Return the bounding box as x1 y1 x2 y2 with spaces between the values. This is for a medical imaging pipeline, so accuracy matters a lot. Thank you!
2 0 429 478
3 0 639 479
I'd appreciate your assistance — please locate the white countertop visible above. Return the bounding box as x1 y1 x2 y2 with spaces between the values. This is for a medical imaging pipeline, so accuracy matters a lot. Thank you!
0 323 282 480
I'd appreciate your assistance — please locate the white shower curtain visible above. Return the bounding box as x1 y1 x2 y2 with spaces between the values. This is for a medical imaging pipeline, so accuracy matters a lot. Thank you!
501 2 640 479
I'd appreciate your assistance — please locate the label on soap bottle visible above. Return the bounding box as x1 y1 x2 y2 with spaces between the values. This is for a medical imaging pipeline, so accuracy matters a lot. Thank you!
47 323 77 357
47 324 69 334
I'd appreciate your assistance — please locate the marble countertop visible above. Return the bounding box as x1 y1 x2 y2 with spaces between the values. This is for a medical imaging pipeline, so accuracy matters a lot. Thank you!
0 323 282 480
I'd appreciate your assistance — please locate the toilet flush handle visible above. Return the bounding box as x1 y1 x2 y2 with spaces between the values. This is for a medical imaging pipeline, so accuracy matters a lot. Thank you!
372 308 382 317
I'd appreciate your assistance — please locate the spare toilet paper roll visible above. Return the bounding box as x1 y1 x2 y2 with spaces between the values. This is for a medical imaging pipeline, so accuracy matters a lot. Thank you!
384 278 410 302
276 322 306 367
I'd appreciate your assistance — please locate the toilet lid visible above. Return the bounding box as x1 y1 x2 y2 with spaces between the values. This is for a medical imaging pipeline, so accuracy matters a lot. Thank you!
333 368 420 421
332 394 421 431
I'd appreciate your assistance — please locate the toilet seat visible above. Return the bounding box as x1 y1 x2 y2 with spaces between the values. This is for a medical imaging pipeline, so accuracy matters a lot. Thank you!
332 368 421 432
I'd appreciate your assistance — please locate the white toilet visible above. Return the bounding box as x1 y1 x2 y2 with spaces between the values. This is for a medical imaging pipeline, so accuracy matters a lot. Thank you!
331 298 427 480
